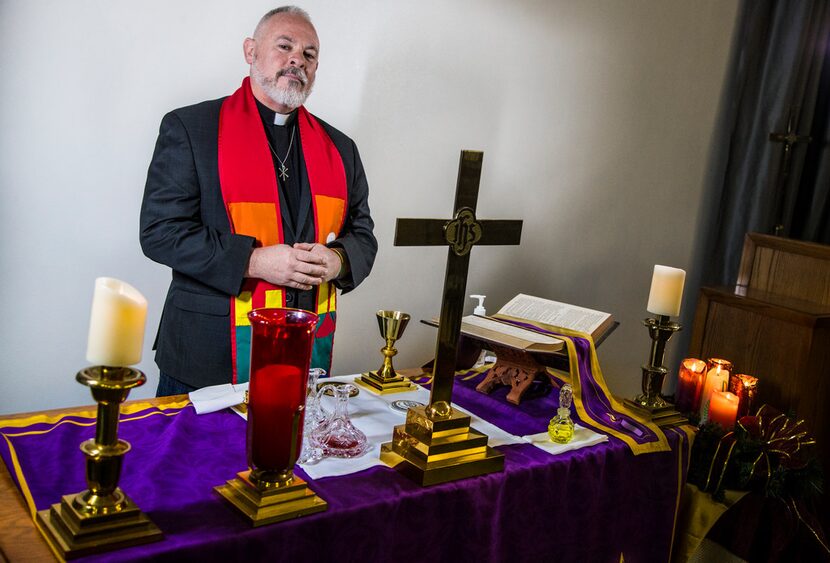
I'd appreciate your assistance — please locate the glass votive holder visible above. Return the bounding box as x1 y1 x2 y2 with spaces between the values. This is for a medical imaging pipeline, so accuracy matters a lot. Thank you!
675 358 707 414
729 373 758 419
700 358 733 421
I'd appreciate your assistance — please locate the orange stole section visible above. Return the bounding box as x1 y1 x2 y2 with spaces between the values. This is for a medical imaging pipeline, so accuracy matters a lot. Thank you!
314 195 345 243
228 202 281 246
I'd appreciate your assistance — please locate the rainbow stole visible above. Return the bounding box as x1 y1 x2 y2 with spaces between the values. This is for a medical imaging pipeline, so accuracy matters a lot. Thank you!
218 77 347 383
495 315 671 455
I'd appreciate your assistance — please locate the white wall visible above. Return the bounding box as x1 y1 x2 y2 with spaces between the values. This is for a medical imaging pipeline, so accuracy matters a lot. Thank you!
0 0 739 414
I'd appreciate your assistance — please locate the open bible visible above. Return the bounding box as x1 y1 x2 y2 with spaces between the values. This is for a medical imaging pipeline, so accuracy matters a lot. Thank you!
454 315 565 355
447 293 615 354
427 293 615 357
426 294 616 404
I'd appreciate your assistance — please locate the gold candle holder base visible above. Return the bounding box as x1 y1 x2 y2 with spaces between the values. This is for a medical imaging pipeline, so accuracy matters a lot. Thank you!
379 405 503 486
355 371 417 395
215 470 327 527
622 398 687 428
36 491 162 559
35 366 163 559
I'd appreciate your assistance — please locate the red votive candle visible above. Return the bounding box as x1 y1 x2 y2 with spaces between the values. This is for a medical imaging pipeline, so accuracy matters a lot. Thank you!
249 363 304 470
675 358 707 414
729 373 758 418
708 391 739 430
247 308 317 476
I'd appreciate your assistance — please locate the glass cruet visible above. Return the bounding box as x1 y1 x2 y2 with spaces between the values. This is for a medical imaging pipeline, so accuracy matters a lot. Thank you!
310 383 367 458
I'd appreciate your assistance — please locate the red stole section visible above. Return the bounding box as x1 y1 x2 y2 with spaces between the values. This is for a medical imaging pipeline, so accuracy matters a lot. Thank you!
218 77 347 382
218 78 285 208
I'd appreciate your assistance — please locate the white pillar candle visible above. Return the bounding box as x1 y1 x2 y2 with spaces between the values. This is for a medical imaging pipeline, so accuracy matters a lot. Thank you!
699 360 731 421
86 277 148 366
646 265 686 317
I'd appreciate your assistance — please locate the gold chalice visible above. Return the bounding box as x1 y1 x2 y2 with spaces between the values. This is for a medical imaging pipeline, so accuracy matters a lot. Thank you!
374 310 410 380
355 310 417 394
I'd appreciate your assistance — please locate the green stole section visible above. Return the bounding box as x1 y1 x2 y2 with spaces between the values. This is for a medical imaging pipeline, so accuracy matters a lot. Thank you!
235 326 252 385
311 312 336 373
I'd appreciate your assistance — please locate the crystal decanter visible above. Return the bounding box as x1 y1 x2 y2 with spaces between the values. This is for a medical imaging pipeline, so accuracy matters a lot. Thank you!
311 383 367 458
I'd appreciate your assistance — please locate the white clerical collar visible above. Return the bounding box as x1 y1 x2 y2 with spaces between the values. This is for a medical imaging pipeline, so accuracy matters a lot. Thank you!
274 112 293 126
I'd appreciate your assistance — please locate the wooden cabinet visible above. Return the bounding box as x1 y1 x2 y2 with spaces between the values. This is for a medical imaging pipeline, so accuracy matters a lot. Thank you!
690 233 830 477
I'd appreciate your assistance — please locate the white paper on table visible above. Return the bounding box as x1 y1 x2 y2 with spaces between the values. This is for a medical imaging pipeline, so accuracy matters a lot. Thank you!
189 382 248 415
522 424 608 456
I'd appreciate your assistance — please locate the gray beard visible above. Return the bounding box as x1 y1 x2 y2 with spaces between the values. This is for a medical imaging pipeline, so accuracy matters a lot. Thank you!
251 61 313 111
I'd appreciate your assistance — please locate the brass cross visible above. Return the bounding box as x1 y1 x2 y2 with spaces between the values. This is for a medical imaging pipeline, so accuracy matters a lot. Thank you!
769 109 812 236
395 150 523 419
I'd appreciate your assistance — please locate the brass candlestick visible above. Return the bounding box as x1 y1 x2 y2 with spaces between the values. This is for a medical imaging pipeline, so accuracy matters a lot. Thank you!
636 315 681 408
624 316 686 427
36 366 163 558
356 310 417 394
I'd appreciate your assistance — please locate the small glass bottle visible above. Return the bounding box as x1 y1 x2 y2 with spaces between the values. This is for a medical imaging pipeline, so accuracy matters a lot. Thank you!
548 383 575 444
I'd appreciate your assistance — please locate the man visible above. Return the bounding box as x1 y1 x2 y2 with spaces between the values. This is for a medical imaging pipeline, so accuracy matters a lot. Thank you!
140 6 377 395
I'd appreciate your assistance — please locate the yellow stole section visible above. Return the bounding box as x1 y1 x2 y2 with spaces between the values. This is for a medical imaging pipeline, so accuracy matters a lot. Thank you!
316 281 335 314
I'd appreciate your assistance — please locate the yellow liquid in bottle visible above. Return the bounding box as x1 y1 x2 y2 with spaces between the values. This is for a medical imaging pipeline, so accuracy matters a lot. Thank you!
548 414 575 444
550 384 575 444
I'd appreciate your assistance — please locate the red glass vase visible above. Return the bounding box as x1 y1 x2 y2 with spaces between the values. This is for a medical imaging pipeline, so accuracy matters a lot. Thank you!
246 308 317 486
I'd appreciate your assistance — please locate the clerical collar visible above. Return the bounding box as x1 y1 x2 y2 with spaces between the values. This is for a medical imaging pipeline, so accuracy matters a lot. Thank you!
254 98 296 127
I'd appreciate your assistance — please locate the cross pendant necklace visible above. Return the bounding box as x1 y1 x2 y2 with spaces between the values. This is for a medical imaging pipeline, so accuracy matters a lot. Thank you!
267 125 296 182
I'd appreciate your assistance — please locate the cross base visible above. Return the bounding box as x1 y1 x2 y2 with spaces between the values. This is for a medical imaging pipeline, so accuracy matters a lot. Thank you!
214 470 327 527
379 405 504 486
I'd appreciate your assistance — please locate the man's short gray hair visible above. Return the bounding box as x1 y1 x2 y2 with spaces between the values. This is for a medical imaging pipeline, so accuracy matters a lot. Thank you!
254 6 313 37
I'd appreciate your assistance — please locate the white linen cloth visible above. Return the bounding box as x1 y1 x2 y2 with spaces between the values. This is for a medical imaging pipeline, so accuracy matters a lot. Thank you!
522 424 608 456
188 375 608 479
189 382 248 415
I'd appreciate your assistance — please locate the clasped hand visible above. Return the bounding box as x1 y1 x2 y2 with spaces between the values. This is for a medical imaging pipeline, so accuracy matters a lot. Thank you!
246 243 342 289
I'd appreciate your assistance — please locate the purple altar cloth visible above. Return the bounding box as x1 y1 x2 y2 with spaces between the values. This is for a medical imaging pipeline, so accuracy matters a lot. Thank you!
0 373 692 563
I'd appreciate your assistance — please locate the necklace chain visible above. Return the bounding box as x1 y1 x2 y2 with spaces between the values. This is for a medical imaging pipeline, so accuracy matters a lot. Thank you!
266 125 295 181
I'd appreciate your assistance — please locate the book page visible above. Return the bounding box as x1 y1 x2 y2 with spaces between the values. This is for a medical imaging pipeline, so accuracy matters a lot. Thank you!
497 294 610 334
462 315 561 345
